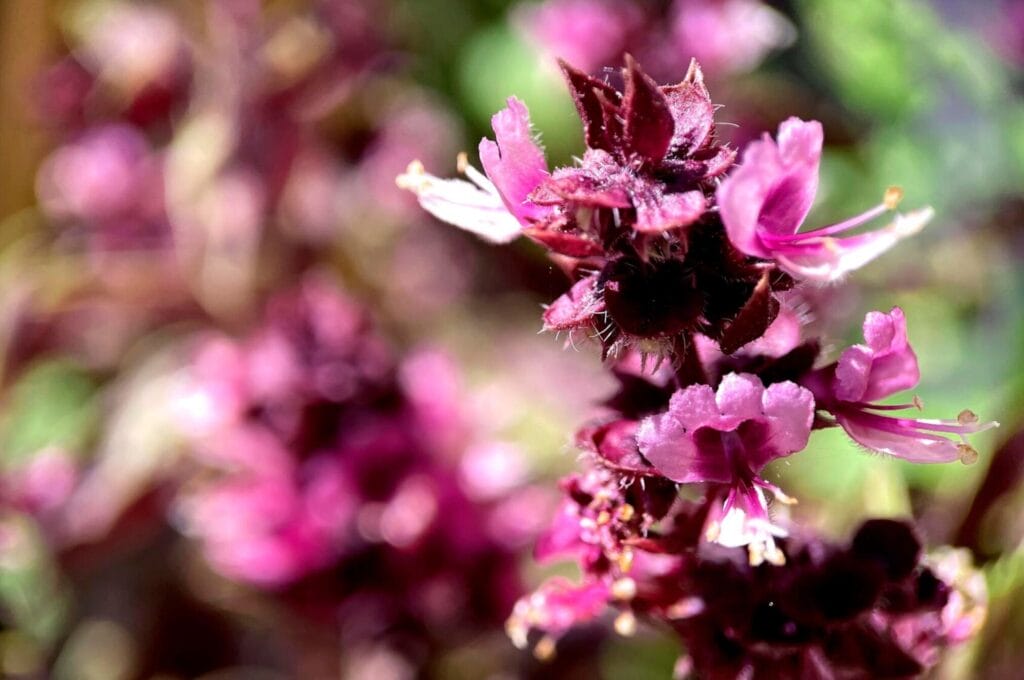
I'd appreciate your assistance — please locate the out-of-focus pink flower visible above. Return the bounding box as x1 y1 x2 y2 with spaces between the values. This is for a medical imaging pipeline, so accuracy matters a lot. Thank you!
175 278 526 642
516 0 642 78
516 0 794 80
805 308 998 464
506 577 611 652
668 0 795 76
718 117 933 282
37 124 167 248
2 448 79 516
638 373 813 563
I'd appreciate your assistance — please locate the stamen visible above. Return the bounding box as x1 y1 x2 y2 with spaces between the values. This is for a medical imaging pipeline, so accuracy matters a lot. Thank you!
748 542 765 566
764 542 786 566
761 201 889 243
457 153 499 193
860 401 923 412
883 186 904 210
958 444 979 465
395 160 427 191
958 409 979 425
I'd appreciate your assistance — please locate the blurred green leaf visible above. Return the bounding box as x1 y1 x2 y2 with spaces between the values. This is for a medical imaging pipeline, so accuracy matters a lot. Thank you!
0 360 98 465
457 23 582 166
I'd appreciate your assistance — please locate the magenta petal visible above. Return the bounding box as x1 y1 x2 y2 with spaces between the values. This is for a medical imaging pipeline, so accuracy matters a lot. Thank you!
718 118 822 258
534 500 587 562
478 97 550 224
542 275 604 331
638 384 731 484
716 136 779 258
512 577 610 639
638 413 730 484
715 373 765 424
755 118 822 235
837 413 961 463
634 189 706 233
835 345 874 403
758 381 815 464
836 307 920 403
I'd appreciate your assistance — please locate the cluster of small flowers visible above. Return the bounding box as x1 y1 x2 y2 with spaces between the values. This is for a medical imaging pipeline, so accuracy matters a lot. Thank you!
30 0 456 316
175 275 529 652
401 56 995 676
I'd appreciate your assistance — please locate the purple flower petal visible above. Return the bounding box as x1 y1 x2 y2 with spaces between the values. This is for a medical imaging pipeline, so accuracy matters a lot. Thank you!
478 97 550 223
634 189 706 234
837 412 961 463
717 117 822 257
835 307 920 403
638 374 813 484
542 275 604 331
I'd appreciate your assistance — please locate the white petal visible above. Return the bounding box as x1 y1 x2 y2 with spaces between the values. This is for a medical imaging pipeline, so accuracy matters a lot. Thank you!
397 161 522 243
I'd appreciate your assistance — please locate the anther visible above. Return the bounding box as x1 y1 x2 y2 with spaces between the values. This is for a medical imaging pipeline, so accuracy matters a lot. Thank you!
884 186 904 210
958 409 979 425
913 395 924 411
456 151 469 173
616 504 635 521
395 160 426 189
958 444 979 465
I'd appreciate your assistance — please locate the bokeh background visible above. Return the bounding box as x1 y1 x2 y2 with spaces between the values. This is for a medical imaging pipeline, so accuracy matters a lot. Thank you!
0 0 1021 677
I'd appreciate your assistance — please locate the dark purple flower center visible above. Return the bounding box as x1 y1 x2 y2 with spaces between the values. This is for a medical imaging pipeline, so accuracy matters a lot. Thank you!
601 257 703 338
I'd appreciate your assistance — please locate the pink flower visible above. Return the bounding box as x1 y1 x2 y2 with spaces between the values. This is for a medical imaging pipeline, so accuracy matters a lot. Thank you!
637 373 813 563
515 0 642 74
506 577 612 653
397 97 550 242
807 308 998 463
718 117 934 282
669 0 795 76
